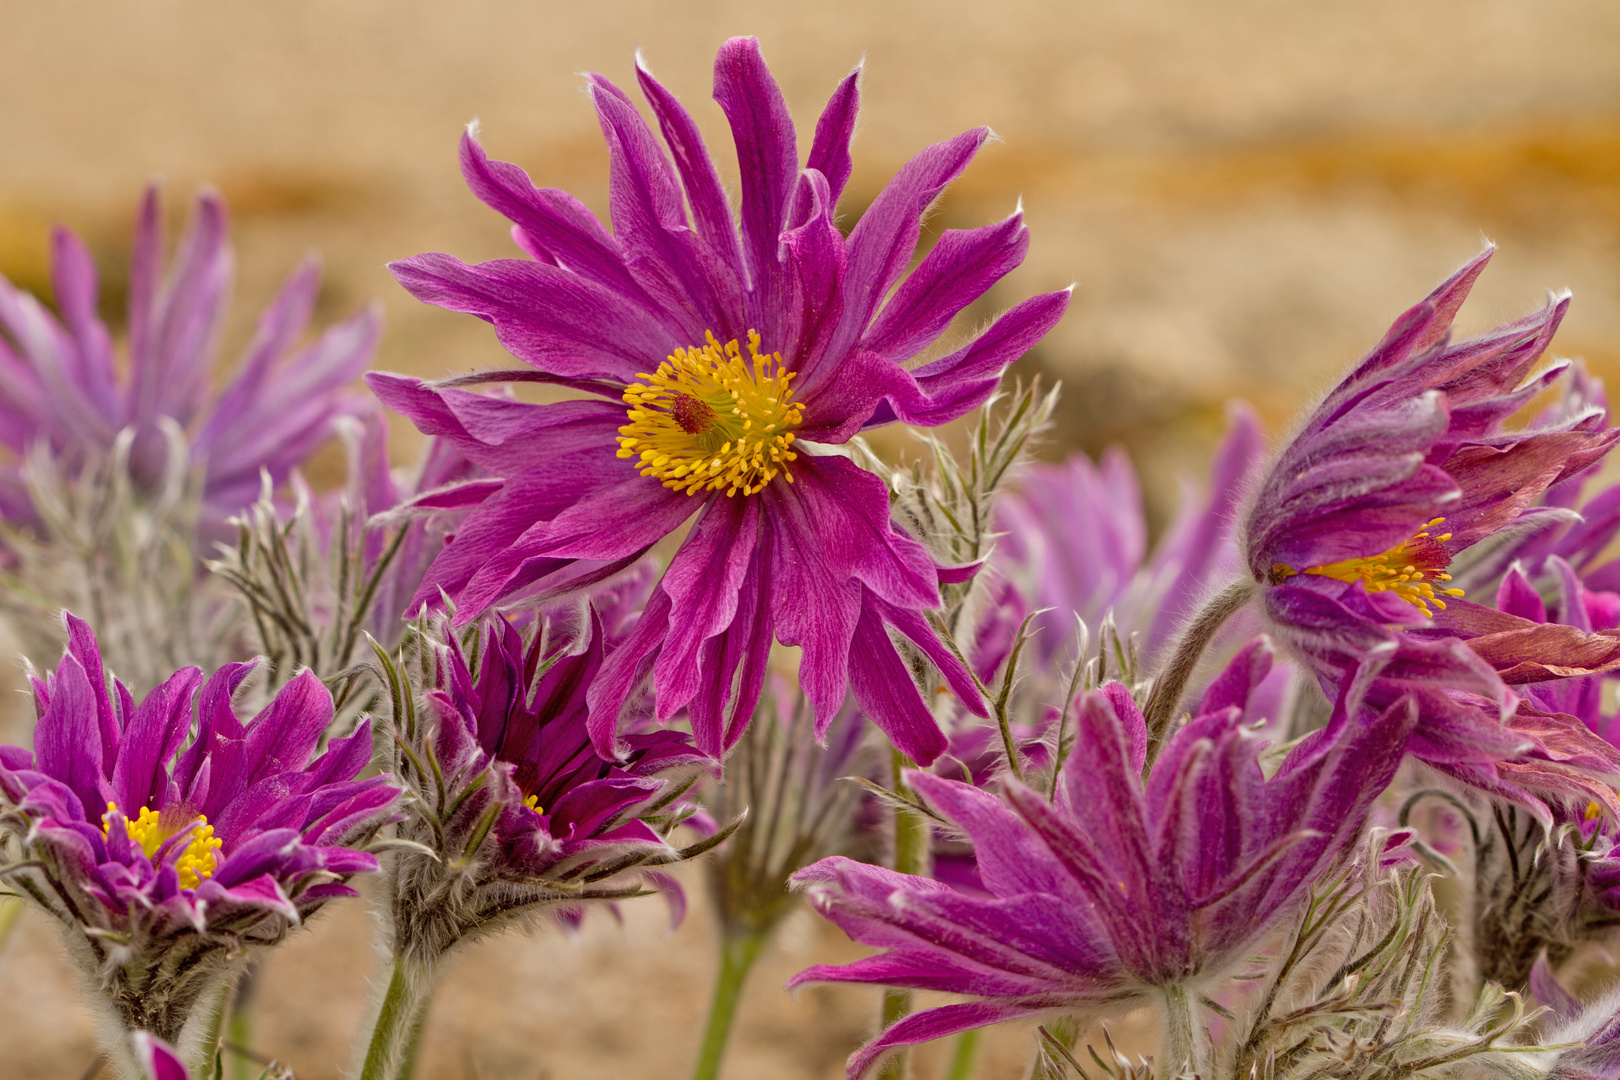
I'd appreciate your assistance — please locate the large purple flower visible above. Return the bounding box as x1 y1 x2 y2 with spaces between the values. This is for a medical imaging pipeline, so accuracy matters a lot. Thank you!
0 615 396 1046
0 185 377 534
790 657 1413 1078
368 37 1069 765
1234 248 1620 817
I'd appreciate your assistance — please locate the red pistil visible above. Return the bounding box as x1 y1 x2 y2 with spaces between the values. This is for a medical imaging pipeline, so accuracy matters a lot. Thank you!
670 394 715 435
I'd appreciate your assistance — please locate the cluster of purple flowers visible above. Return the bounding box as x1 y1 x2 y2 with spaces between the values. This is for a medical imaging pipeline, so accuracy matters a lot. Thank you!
8 31 1620 1080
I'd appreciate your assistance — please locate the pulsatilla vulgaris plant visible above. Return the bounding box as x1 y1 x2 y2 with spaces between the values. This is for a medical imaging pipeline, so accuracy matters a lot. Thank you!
360 611 726 1080
20 29 1620 1080
0 615 396 1077
367 34 1071 767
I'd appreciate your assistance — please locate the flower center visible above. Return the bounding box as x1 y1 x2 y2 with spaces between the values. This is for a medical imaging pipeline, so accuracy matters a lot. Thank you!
523 794 545 816
103 802 222 889
617 330 803 497
1271 517 1466 617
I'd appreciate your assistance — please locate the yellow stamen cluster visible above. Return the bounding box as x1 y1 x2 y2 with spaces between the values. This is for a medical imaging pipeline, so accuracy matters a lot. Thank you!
1281 518 1466 617
523 794 544 815
103 802 222 890
617 330 803 497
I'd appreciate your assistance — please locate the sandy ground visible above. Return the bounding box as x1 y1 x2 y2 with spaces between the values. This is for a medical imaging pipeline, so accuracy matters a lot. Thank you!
2 1 1620 1076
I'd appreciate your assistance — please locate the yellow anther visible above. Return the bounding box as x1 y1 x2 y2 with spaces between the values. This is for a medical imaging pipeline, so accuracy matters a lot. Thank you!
103 802 222 890
617 330 804 497
523 794 544 816
1276 518 1464 617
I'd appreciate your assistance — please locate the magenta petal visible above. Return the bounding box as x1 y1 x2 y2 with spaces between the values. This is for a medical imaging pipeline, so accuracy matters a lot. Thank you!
111 665 203 815
846 600 948 764
861 210 1029 362
823 127 990 364
712 36 798 323
458 129 647 303
389 252 680 383
837 290 1072 437
634 58 744 275
131 1032 190 1080
806 66 861 207
586 74 742 343
777 169 848 390
653 497 762 720
844 1002 1045 1080
33 652 110 816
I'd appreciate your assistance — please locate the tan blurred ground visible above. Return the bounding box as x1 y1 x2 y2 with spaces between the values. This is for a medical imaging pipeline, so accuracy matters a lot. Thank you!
2 1 1620 1076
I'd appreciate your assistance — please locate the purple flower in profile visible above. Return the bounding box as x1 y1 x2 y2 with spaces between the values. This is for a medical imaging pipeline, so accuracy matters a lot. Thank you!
368 36 1069 765
998 403 1263 667
0 615 396 1045
379 611 709 968
1238 248 1620 819
790 657 1413 1078
0 185 377 534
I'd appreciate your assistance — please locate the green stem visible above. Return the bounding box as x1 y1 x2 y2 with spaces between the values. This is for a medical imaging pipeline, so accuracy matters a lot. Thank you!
943 1029 983 1080
1159 983 1210 1080
183 976 235 1080
878 749 932 1080
225 965 259 1080
690 927 768 1080
356 953 439 1080
0 894 21 957
1141 579 1257 771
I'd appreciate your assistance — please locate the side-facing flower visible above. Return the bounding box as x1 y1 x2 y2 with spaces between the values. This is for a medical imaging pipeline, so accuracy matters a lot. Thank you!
211 407 488 692
996 402 1263 669
0 185 378 536
789 657 1413 1078
1157 247 1620 819
368 36 1070 765
0 615 395 1065
361 610 717 1080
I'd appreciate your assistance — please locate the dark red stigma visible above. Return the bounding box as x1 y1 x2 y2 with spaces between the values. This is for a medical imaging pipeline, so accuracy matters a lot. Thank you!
670 394 716 435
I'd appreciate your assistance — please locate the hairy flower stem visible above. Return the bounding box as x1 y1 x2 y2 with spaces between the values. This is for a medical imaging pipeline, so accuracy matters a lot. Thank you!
225 965 260 1080
356 952 439 1080
1141 579 1257 771
878 749 932 1080
1159 983 1210 1080
944 1029 983 1080
690 927 768 1080
0 894 20 955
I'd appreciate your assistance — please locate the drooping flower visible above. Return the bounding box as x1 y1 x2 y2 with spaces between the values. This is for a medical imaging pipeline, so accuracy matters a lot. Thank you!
790 658 1414 1078
0 615 396 1051
0 184 378 536
1230 247 1620 819
367 36 1070 765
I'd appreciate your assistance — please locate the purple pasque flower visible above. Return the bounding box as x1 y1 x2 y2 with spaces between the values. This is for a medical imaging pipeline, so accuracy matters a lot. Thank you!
380 609 708 966
1239 247 1620 818
998 403 1263 669
790 654 1414 1078
0 615 396 1045
0 185 377 535
367 36 1070 766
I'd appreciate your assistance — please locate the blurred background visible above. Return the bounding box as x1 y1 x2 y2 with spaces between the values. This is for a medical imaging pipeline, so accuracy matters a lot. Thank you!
2 1 1620 1076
